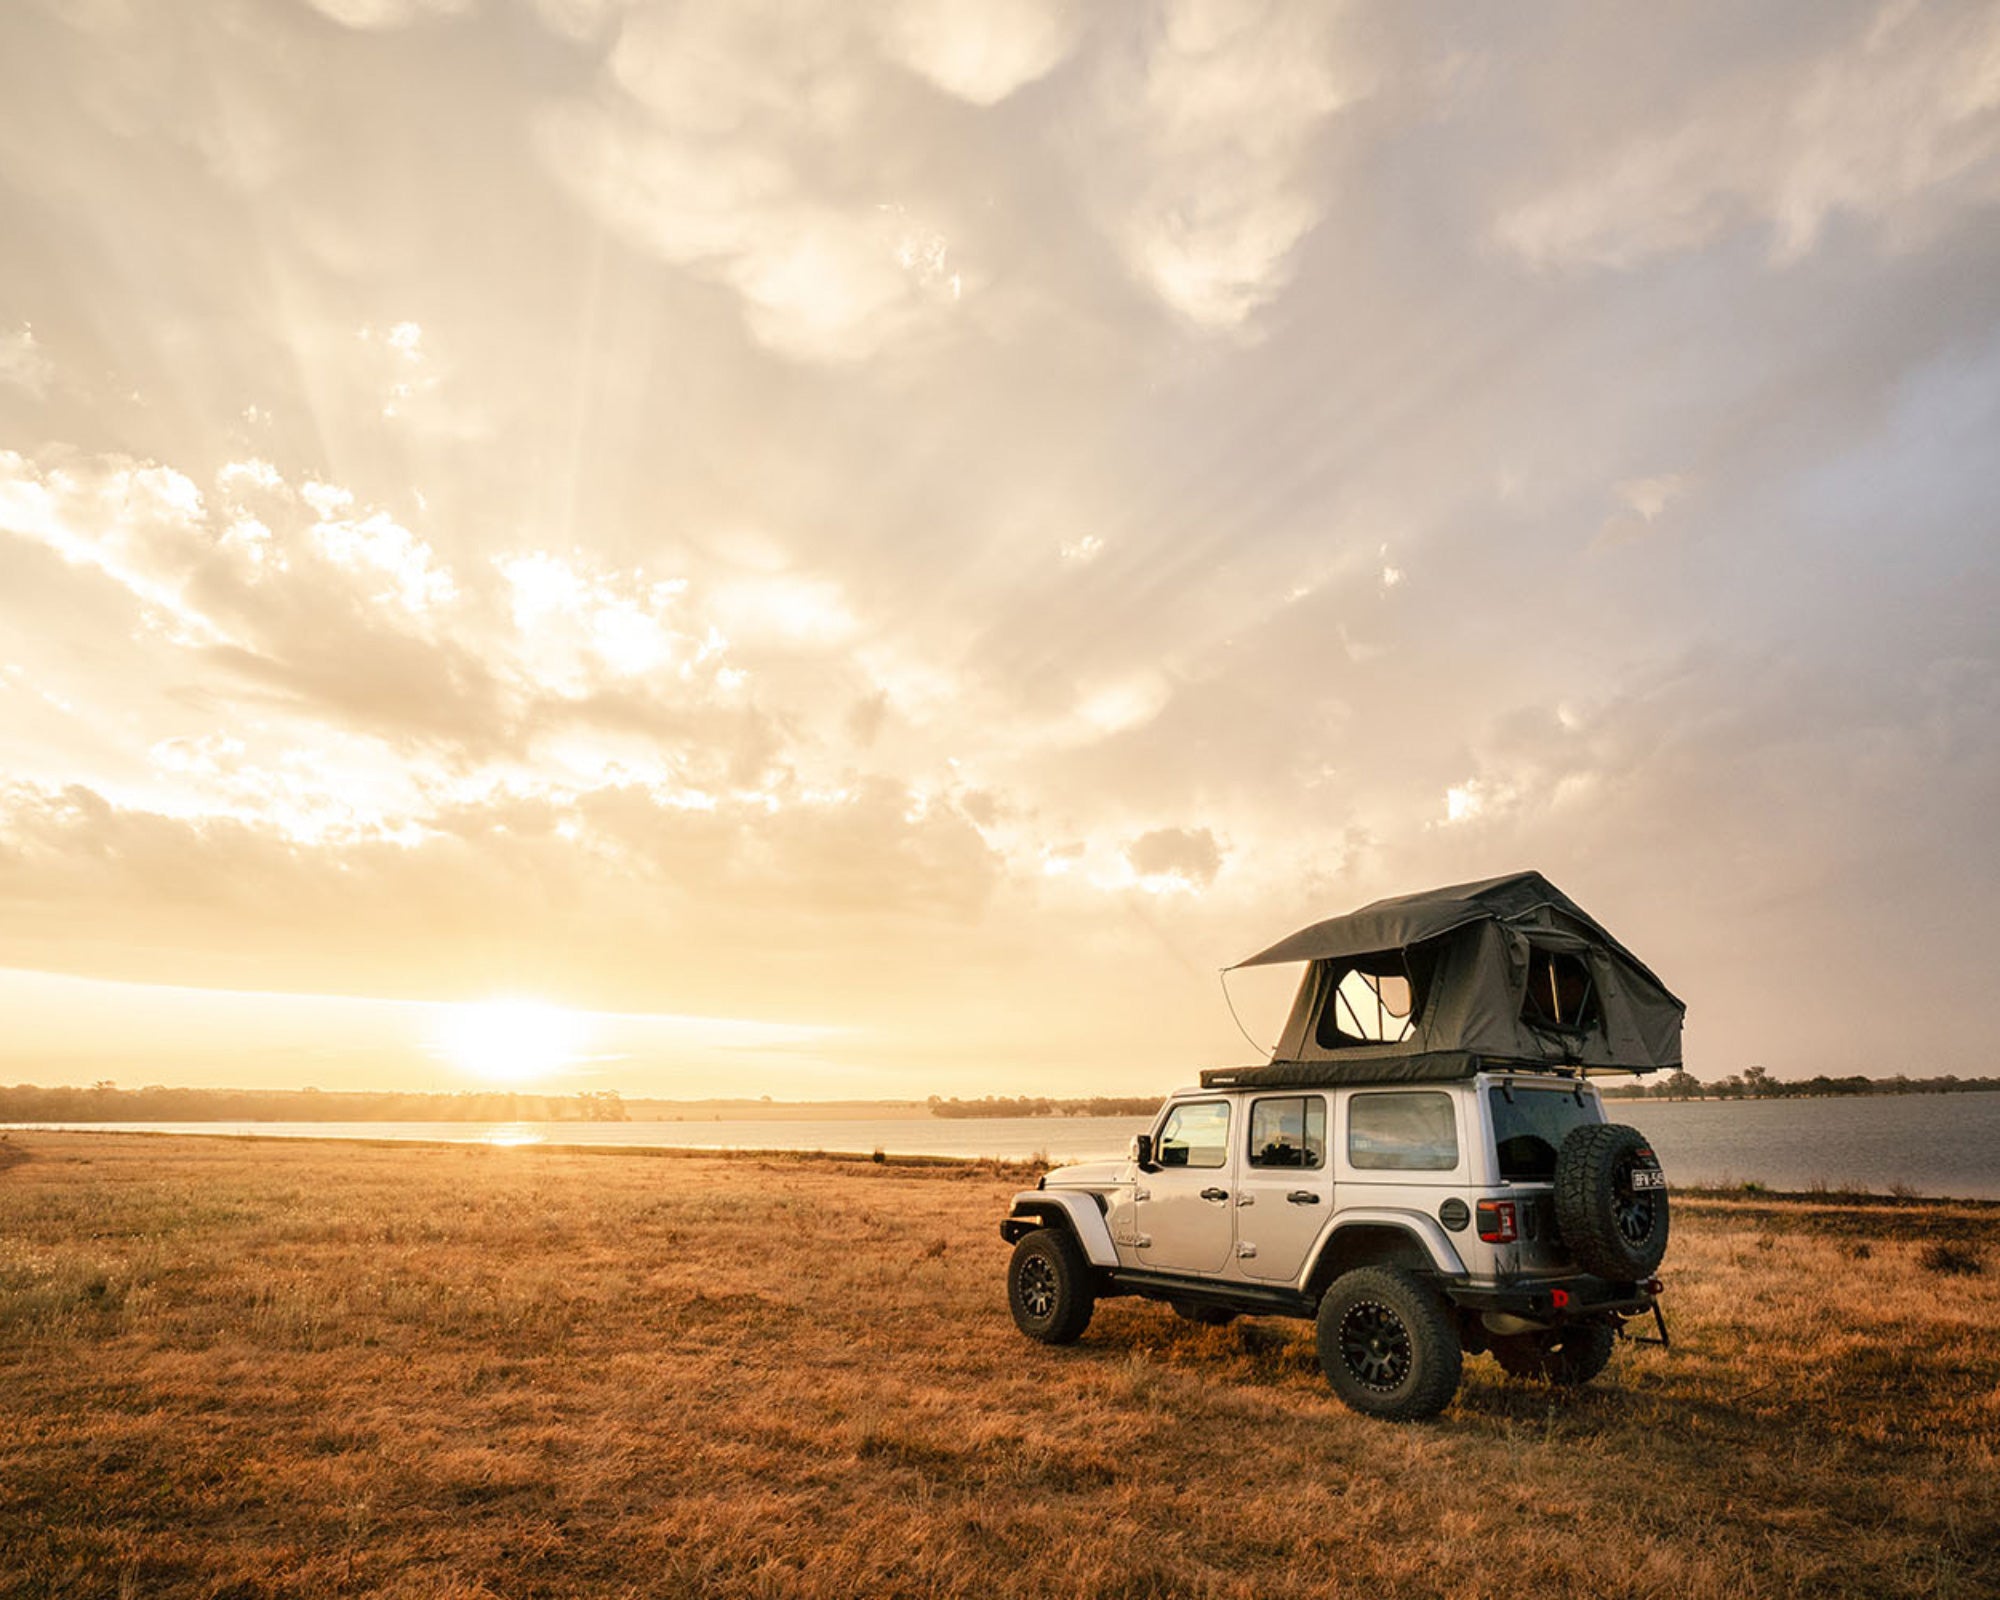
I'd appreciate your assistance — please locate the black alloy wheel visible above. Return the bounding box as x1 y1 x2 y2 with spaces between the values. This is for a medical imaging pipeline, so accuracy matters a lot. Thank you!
1314 1265 1462 1421
1006 1228 1095 1345
1018 1254 1058 1319
1340 1300 1413 1391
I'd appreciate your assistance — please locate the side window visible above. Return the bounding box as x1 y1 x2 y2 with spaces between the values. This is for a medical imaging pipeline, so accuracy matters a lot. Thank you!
1156 1101 1230 1170
1248 1096 1327 1169
1348 1091 1459 1172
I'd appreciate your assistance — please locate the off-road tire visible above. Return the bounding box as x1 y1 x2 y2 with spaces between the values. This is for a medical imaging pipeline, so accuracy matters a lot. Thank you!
1554 1123 1670 1280
1171 1301 1239 1327
1315 1266 1462 1421
1007 1228 1095 1345
1491 1322 1617 1386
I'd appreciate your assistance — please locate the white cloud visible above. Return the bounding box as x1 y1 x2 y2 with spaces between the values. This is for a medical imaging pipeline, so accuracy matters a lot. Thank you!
310 509 457 614
1618 475 1685 523
1077 673 1171 736
1496 3 2000 269
535 1 968 362
497 551 695 687
0 451 222 642
0 324 54 396
1597 472 1689 549
709 571 857 646
875 0 1083 106
1088 0 1364 328
301 0 474 30
1441 777 1518 826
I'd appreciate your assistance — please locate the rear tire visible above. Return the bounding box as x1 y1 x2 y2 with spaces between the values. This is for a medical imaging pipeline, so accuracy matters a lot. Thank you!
1554 1123 1670 1280
1315 1266 1462 1421
1491 1322 1616 1386
1007 1228 1095 1345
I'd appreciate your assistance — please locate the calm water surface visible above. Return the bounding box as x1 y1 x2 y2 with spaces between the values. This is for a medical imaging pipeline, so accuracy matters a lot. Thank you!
10 1092 1998 1198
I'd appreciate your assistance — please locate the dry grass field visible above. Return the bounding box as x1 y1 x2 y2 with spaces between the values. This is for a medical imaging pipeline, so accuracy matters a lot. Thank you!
2 1130 1995 1600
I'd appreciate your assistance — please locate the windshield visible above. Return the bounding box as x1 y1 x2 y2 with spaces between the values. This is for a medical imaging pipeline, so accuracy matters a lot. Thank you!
1488 1085 1597 1181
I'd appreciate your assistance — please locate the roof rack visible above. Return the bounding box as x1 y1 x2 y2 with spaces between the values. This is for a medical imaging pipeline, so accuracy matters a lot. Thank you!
1197 1053 1664 1091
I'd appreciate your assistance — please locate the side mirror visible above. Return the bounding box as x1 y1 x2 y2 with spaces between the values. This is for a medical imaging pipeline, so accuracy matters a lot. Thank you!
1129 1133 1155 1171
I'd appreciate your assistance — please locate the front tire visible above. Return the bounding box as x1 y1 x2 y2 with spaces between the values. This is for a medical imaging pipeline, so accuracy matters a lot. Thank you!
1315 1266 1462 1421
1007 1228 1095 1345
1491 1322 1616 1386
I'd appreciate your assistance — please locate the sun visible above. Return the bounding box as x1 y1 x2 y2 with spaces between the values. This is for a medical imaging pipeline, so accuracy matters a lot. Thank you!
432 999 588 1087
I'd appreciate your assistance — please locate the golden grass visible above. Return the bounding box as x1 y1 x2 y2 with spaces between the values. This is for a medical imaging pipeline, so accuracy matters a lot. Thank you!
1 1130 1995 1599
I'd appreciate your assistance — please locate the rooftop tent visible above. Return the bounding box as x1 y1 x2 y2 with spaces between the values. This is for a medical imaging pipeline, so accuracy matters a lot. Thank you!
1202 871 1684 1089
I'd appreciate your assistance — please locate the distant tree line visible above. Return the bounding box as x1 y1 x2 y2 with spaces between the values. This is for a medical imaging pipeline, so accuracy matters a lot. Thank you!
926 1094 1161 1119
1601 1066 2000 1101
0 1084 630 1122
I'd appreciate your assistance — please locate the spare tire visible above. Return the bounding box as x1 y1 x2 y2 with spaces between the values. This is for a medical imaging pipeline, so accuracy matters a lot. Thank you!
1553 1123 1669 1280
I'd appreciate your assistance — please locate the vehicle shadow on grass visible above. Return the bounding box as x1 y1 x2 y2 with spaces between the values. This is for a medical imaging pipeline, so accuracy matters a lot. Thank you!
1076 1304 1708 1438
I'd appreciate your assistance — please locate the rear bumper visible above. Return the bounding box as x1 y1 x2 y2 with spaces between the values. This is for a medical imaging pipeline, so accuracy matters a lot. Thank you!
1442 1273 1657 1320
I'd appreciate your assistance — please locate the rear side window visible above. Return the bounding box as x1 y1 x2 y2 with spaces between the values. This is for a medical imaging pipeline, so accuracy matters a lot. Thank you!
1249 1096 1326 1169
1348 1092 1459 1171
1156 1101 1230 1170
1489 1086 1596 1181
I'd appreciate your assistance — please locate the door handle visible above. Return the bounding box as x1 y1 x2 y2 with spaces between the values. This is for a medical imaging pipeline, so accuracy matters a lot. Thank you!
1286 1190 1321 1205
1200 1187 1228 1202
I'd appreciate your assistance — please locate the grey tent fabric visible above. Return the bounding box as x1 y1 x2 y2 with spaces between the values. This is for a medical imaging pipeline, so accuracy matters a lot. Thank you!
1217 871 1684 1082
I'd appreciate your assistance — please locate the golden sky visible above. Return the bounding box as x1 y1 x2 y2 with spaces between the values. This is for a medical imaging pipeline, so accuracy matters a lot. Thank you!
3 1 1998 1097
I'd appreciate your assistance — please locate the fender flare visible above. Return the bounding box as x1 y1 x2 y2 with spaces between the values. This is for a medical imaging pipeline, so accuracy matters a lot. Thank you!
1302 1208 1468 1284
1002 1190 1120 1268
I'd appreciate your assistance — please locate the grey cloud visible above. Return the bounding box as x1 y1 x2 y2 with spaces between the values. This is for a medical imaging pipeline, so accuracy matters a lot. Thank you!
1495 4 2000 269
1126 825 1223 887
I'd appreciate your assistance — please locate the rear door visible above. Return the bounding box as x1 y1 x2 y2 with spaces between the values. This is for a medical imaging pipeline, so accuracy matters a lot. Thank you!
1234 1093 1331 1283
1136 1098 1236 1274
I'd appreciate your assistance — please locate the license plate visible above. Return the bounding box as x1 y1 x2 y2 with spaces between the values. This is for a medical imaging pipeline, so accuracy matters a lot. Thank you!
1630 1168 1668 1192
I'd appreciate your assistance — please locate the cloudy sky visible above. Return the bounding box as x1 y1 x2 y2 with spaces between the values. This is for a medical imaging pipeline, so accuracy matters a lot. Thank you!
2 0 1997 1098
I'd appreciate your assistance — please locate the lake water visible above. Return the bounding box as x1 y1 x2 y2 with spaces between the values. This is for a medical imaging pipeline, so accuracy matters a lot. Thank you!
8 1092 1998 1199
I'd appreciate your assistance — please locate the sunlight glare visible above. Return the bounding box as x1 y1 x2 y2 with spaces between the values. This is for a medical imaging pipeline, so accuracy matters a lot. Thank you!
432 999 587 1087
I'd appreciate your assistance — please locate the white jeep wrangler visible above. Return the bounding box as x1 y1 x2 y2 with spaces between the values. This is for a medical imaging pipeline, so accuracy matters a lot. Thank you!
998 873 1679 1421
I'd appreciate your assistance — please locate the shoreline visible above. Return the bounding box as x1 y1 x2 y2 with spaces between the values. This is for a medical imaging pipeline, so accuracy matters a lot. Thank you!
7 1122 1998 1209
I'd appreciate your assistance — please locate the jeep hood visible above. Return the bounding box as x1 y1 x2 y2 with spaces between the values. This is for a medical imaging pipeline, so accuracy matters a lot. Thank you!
1040 1160 1127 1190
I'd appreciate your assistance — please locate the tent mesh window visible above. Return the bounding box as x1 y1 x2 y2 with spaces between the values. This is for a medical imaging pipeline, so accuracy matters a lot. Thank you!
1520 948 1599 1031
1313 951 1431 1049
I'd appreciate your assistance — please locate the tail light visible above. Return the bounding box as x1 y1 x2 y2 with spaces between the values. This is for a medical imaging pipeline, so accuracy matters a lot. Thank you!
1476 1198 1517 1243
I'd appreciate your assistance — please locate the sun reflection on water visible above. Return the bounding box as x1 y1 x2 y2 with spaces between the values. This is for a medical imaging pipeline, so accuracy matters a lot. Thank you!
483 1123 545 1148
